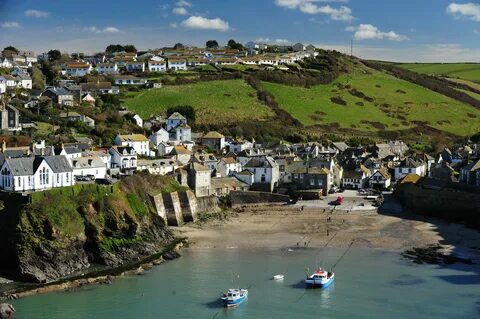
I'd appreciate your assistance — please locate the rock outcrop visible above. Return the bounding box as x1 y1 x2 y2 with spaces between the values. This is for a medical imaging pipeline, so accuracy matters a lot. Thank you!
0 175 179 283
0 304 15 319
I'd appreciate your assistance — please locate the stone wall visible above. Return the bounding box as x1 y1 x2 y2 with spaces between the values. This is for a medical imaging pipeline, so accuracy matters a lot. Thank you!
230 191 290 207
396 183 480 228
150 191 219 226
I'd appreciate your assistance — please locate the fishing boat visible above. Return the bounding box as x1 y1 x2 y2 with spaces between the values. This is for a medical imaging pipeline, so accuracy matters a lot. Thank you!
220 289 248 307
305 268 334 288
273 274 284 281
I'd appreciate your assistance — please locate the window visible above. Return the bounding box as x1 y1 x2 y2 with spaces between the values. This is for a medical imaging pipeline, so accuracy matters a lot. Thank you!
40 167 49 185
57 174 60 183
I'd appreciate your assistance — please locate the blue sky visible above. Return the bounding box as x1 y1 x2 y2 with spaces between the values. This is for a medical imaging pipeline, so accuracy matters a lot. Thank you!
1 0 480 62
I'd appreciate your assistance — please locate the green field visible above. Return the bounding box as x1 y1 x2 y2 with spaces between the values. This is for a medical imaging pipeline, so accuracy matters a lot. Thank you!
396 63 480 83
263 70 480 137
123 80 274 125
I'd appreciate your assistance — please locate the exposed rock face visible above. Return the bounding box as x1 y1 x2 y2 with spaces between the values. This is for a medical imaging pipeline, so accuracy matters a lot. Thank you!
0 304 15 319
0 178 177 283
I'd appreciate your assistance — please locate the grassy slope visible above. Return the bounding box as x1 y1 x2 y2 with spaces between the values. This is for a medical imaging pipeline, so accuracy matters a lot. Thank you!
396 63 480 83
263 69 480 137
123 79 274 125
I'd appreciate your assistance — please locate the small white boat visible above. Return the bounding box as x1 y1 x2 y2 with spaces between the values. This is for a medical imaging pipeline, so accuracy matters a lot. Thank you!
305 268 334 288
273 274 284 281
220 289 248 307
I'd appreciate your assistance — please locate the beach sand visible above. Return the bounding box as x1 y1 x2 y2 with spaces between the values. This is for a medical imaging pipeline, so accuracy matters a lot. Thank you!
177 204 480 258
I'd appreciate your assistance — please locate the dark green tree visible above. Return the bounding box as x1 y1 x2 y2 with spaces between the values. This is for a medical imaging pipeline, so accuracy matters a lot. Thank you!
173 43 184 50
47 49 61 62
123 45 137 53
206 40 219 49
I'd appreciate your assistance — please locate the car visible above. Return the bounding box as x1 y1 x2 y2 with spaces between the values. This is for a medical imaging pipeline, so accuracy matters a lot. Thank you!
96 178 113 185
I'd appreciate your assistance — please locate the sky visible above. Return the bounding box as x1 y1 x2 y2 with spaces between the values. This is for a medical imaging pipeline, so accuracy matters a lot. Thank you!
1 0 480 62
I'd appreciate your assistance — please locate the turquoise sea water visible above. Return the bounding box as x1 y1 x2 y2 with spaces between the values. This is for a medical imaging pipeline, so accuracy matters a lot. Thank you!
10 247 480 319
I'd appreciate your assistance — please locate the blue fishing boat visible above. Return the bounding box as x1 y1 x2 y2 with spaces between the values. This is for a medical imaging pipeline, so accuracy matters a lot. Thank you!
220 289 248 307
305 268 334 288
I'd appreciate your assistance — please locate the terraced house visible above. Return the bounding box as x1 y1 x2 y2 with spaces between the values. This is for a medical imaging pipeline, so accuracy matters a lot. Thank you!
65 62 92 77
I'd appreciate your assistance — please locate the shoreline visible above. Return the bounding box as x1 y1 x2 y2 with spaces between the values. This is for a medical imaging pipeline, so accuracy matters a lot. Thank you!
0 238 186 301
3 202 480 300
177 204 480 258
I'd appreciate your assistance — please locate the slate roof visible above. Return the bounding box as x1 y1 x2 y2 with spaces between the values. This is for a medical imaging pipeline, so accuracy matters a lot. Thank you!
244 156 277 168
43 156 73 173
168 112 186 120
71 156 104 169
5 157 41 176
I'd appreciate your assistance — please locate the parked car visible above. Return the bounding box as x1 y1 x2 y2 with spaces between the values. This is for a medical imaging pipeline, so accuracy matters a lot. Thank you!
96 178 113 185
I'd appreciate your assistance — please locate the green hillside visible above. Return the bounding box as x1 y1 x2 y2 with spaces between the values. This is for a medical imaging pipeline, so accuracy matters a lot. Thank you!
123 79 274 125
263 69 480 137
395 63 480 83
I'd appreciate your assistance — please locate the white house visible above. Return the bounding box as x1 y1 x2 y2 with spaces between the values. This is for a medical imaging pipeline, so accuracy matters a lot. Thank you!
229 139 253 153
394 158 426 181
15 75 32 89
0 78 6 94
148 60 167 72
187 162 211 197
149 128 169 146
166 112 187 131
342 166 371 189
137 158 179 176
1 75 16 89
97 63 118 74
169 124 192 143
109 146 137 172
65 62 92 77
0 58 13 69
113 76 147 86
217 157 242 177
167 59 187 71
114 134 151 157
367 167 391 190
157 142 175 156
71 156 107 179
243 156 279 192
0 156 74 192
132 114 143 127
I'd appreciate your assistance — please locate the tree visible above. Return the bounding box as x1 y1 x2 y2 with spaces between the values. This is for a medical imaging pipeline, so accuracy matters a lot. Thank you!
123 45 137 53
31 65 46 91
2 46 19 57
47 49 61 62
227 40 243 50
105 44 124 54
206 40 219 49
173 43 184 50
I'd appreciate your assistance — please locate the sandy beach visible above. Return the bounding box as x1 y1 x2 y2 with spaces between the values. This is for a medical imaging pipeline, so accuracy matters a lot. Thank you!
178 197 480 259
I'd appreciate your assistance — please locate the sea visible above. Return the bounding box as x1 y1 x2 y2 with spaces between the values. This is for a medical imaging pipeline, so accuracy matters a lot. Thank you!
10 247 480 319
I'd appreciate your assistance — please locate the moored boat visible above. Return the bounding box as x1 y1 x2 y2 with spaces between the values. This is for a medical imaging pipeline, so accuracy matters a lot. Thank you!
273 274 284 281
305 268 334 288
220 289 248 307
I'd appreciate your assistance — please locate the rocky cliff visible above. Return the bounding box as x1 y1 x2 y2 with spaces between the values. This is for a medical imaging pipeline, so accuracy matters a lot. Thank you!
0 175 182 283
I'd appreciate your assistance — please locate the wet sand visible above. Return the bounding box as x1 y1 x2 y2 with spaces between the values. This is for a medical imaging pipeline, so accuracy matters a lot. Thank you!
178 204 480 258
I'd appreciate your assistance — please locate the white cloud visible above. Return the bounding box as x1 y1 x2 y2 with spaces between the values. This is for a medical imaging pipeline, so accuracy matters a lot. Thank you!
181 16 230 31
173 7 188 15
255 38 290 44
177 0 192 7
474 29 480 35
447 3 480 21
83 26 120 33
275 0 354 21
170 23 178 28
346 24 409 41
1 22 20 29
24 9 50 18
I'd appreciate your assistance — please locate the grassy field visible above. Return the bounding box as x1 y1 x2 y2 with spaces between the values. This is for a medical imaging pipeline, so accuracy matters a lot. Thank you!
263 70 480 137
123 79 274 125
396 63 480 83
